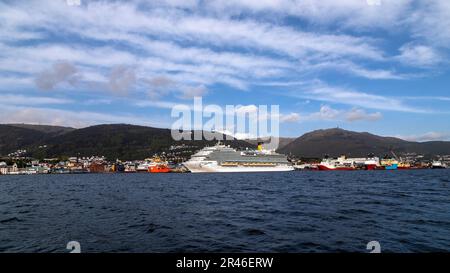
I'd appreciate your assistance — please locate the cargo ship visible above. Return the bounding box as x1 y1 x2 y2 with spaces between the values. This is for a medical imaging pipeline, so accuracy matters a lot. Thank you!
432 160 447 169
380 159 398 170
381 150 411 170
183 142 294 173
318 156 412 171
397 162 412 170
364 154 381 170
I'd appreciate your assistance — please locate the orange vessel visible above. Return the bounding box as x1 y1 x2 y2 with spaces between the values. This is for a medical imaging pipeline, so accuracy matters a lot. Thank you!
147 156 171 173
149 164 170 173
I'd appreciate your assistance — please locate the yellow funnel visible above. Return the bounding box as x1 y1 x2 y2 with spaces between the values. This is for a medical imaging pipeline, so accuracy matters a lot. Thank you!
257 143 263 151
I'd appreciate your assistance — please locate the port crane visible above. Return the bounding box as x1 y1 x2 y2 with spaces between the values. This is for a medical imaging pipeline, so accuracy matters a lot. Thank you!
390 149 400 161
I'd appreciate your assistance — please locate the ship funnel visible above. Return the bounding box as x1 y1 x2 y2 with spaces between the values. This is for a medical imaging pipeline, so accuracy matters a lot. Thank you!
257 142 263 151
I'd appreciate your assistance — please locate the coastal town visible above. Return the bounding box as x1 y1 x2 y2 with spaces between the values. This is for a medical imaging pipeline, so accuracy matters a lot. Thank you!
0 146 448 175
0 144 194 175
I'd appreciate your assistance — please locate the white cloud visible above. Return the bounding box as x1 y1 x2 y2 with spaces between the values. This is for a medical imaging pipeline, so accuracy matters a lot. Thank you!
234 105 259 114
0 104 169 129
409 0 450 48
304 60 406 80
205 0 413 30
83 99 112 106
214 129 259 140
0 76 33 87
309 105 341 121
403 96 450 102
396 43 442 67
345 108 382 122
287 81 428 113
0 94 73 106
397 132 450 142
280 113 301 123
0 43 138 75
178 85 208 99
134 100 183 109
302 105 382 122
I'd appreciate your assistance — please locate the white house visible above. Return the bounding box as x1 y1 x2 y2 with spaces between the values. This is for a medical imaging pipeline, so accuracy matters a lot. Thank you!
0 167 8 175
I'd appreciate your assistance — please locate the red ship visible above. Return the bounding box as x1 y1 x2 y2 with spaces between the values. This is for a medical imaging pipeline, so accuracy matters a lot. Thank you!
147 157 170 173
149 164 170 173
317 164 355 171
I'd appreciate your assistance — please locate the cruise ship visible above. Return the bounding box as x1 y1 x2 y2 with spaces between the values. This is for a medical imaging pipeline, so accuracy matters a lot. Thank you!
183 142 294 173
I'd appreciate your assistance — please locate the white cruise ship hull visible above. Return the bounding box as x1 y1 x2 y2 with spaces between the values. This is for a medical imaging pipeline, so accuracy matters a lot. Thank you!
184 162 294 173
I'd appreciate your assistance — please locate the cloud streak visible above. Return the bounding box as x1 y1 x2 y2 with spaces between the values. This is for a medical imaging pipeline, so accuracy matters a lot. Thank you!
300 105 382 122
0 94 73 106
0 104 169 129
397 132 450 142
283 81 430 113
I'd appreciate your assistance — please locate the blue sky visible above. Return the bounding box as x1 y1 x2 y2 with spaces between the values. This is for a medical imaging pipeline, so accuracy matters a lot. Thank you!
1 0 450 141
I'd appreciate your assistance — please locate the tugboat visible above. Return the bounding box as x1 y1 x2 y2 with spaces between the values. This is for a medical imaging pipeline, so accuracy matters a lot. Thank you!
148 157 170 173
149 164 170 173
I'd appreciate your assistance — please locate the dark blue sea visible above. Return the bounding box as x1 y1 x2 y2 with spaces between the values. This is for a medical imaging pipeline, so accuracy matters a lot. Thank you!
1 170 449 253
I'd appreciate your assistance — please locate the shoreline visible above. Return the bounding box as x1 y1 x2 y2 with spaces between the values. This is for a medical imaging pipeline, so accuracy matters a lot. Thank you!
0 168 447 176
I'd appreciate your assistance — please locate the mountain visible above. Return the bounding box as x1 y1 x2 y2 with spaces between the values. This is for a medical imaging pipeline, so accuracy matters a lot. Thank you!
278 128 450 158
0 125 50 156
0 124 253 160
2 124 450 160
0 124 76 157
7 123 75 135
